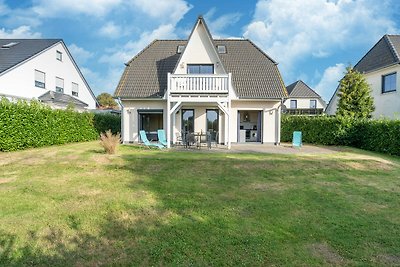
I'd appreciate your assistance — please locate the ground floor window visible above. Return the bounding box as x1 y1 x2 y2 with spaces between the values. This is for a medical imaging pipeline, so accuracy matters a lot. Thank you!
206 109 219 142
138 110 163 141
182 109 194 133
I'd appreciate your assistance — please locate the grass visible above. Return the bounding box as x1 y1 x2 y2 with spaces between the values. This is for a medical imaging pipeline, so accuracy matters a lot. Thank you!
0 141 400 266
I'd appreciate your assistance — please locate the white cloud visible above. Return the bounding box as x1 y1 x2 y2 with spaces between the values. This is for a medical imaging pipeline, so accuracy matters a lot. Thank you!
68 44 93 64
100 23 178 65
314 63 346 101
0 25 41 38
130 0 192 24
204 8 242 38
32 0 122 17
244 0 398 75
99 22 122 38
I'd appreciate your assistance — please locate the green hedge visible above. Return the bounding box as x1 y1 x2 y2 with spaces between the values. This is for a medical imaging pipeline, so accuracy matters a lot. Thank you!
93 113 121 134
0 99 98 152
281 115 400 156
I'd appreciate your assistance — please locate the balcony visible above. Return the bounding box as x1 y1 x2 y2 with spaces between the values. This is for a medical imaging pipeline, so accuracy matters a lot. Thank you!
169 74 230 95
283 108 324 115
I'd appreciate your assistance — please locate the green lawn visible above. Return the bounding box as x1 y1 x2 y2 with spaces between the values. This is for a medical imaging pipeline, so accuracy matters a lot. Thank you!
0 142 399 266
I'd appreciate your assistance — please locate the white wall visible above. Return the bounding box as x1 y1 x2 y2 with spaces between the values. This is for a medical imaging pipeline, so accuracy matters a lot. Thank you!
121 100 167 143
121 99 282 144
326 64 400 118
284 98 325 109
174 20 224 75
0 42 96 109
230 100 281 144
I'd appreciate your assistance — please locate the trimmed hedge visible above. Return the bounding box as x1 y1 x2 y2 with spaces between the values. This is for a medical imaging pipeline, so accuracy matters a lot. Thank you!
0 99 98 152
281 115 400 156
93 113 121 134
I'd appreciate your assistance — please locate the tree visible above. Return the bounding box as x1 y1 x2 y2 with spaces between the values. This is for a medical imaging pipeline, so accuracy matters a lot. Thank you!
337 66 375 119
97 93 118 109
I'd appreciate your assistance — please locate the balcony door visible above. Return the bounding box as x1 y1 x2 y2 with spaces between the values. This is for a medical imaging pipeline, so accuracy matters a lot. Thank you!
187 64 214 74
206 109 219 142
182 109 194 134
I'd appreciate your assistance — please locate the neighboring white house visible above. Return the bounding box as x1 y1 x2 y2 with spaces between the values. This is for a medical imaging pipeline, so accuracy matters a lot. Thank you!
114 16 287 148
0 39 97 110
283 80 325 115
326 34 400 118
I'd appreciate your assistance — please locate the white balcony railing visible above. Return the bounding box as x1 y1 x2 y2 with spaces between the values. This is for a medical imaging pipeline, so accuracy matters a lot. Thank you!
169 74 229 94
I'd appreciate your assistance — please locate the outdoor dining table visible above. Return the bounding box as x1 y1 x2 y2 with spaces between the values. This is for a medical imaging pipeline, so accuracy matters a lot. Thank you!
184 132 211 149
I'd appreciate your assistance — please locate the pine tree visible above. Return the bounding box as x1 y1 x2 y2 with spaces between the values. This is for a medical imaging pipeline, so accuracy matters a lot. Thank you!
337 66 375 119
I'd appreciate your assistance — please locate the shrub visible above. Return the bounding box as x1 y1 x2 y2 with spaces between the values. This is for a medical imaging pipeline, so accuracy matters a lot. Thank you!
99 130 121 154
281 115 400 156
0 98 98 151
93 113 121 134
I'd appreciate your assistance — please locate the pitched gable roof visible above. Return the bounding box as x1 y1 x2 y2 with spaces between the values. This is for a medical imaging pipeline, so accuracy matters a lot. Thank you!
38 91 88 107
114 39 287 99
286 80 321 98
0 39 61 74
354 35 400 73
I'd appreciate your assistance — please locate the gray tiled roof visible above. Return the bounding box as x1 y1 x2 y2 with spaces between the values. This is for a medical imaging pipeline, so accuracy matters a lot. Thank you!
114 39 287 99
0 39 61 74
286 80 321 98
354 35 400 73
38 91 88 107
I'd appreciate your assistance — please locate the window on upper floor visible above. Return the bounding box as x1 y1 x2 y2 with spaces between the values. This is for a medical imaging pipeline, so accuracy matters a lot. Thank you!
56 77 64 93
290 100 297 109
187 64 214 74
72 82 79 97
217 45 226 54
177 45 185 54
310 100 317 109
382 72 396 93
56 50 63 61
34 70 45 88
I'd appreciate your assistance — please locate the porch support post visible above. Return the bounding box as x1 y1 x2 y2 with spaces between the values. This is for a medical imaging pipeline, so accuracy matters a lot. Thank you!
217 101 231 149
169 101 182 144
167 73 171 148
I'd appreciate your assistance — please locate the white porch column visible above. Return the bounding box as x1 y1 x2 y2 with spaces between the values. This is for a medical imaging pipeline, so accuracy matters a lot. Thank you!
166 73 171 148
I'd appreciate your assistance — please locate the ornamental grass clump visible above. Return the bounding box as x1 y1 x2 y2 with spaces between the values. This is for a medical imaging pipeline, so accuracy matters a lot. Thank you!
100 130 121 154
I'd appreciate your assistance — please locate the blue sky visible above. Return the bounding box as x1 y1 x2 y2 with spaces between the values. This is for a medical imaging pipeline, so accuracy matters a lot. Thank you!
1 0 399 101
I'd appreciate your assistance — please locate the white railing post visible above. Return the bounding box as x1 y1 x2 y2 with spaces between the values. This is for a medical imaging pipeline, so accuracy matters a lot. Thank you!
169 74 229 94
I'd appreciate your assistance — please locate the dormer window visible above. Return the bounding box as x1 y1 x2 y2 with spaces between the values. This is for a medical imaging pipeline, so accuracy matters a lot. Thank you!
217 45 226 54
1 42 19 49
177 45 185 54
187 64 214 74
56 50 62 61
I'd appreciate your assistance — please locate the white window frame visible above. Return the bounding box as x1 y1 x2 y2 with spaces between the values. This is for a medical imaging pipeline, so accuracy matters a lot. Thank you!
310 100 317 109
34 70 45 88
56 77 64 93
72 82 79 97
290 100 297 109
56 50 63 61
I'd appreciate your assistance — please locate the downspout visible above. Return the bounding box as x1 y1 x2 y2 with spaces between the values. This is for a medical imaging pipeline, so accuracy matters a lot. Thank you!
116 97 125 143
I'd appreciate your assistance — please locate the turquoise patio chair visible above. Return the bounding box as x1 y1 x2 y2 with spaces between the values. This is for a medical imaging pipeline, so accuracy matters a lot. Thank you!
292 131 302 148
157 129 168 147
139 130 164 149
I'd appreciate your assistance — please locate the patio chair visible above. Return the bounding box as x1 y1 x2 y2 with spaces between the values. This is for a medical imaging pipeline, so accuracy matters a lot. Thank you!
292 131 302 148
139 130 165 149
157 129 168 147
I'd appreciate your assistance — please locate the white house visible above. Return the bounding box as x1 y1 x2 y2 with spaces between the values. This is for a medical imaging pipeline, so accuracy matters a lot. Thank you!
0 39 97 110
326 35 400 118
114 17 287 148
284 80 325 115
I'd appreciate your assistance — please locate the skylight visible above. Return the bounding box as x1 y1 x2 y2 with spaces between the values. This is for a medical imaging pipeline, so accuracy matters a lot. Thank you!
217 45 226 54
177 45 185 54
1 42 19 49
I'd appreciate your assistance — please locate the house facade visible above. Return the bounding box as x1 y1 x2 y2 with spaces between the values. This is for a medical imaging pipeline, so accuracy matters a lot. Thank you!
326 35 400 118
283 80 325 115
114 17 287 148
0 39 97 110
